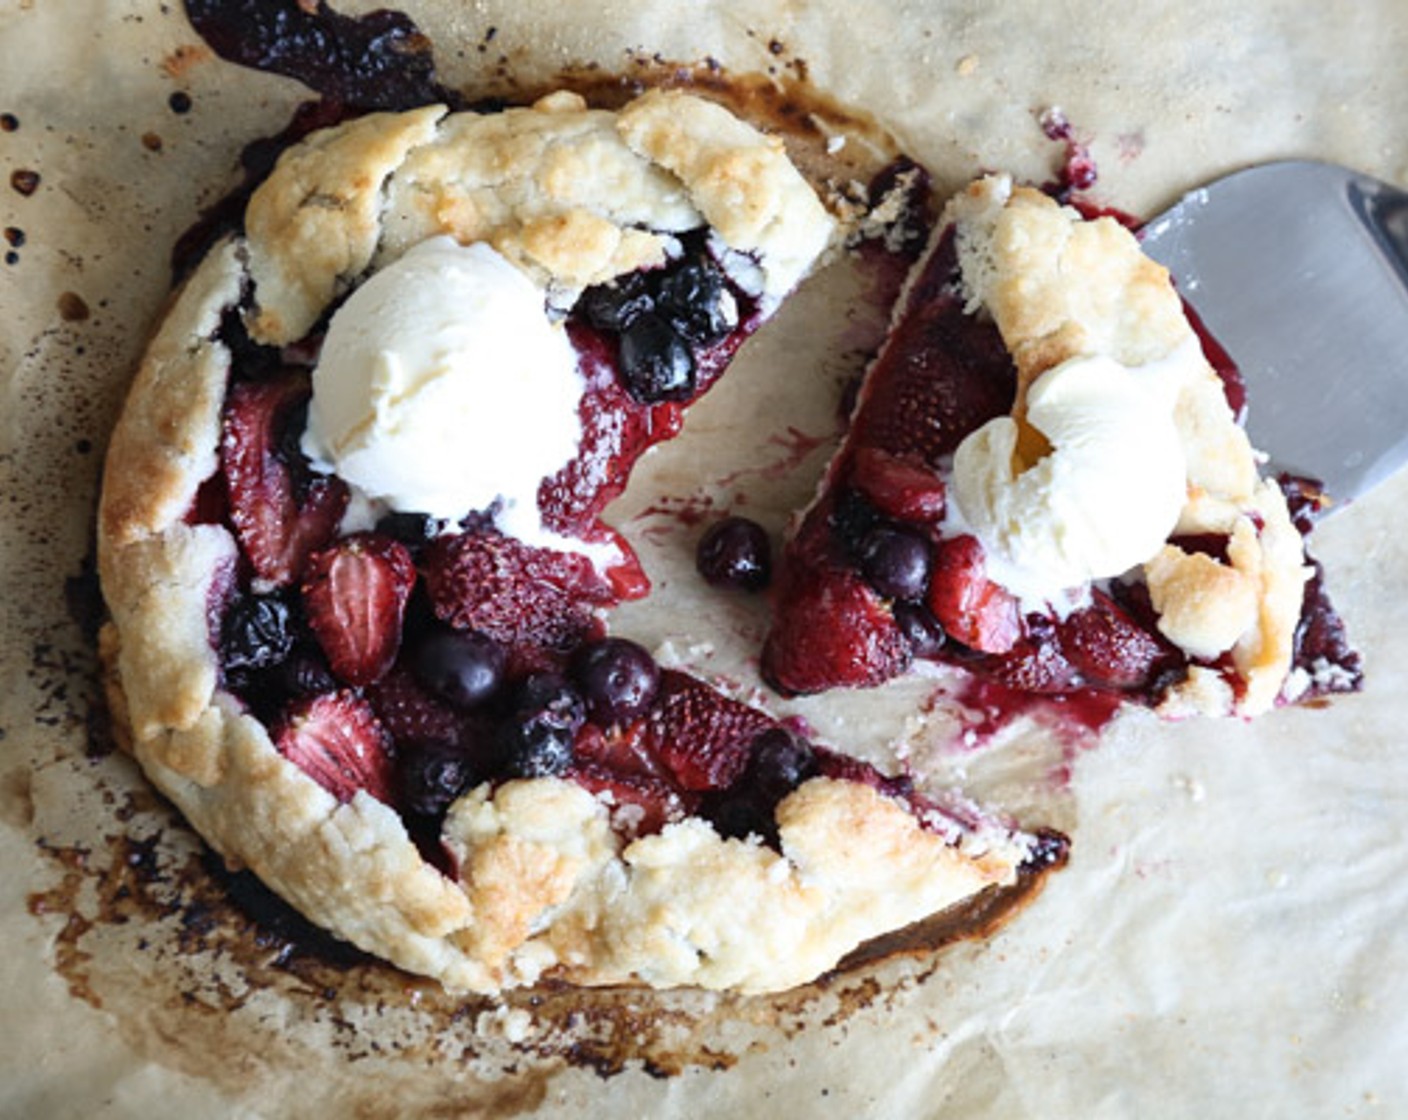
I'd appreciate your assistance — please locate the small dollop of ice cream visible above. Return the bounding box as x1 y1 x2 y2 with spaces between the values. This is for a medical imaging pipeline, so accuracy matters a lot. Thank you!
951 353 1188 604
303 236 584 544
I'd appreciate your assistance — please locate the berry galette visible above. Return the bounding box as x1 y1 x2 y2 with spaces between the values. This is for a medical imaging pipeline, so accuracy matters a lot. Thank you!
98 90 1061 994
763 175 1360 718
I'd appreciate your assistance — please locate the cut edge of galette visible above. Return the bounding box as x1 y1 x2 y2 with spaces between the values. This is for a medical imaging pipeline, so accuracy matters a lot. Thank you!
762 173 1361 720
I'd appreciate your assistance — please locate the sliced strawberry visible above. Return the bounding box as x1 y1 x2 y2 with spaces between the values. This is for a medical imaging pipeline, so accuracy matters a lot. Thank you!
273 690 394 804
849 447 947 522
1058 590 1171 690
574 721 668 781
926 535 1022 654
302 533 416 687
423 529 613 657
566 761 696 839
365 664 465 748
761 551 912 696
221 371 349 587
640 670 776 792
981 633 1081 693
850 235 1015 465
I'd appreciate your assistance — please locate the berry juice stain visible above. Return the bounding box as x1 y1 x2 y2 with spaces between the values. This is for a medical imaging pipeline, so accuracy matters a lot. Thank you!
1040 106 1098 196
183 0 458 111
171 0 465 277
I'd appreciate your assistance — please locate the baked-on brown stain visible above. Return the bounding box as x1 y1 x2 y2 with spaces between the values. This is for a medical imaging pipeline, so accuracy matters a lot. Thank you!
10 168 40 196
160 43 214 79
28 787 1057 1083
57 291 91 322
46 562 1064 1089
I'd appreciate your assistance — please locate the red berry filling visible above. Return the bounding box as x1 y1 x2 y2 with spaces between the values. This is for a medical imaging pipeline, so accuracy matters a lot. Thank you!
762 215 1362 716
422 529 612 668
220 371 348 587
303 532 416 686
197 202 1000 858
273 690 395 805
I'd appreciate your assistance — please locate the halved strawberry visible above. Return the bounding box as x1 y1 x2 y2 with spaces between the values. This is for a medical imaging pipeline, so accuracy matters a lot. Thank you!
302 532 416 687
640 670 775 791
273 690 394 804
981 633 1081 693
365 664 466 749
566 761 696 839
221 371 348 587
926 535 1022 655
423 529 613 657
849 447 947 522
1058 590 1171 690
850 235 1015 466
573 721 668 781
761 553 912 696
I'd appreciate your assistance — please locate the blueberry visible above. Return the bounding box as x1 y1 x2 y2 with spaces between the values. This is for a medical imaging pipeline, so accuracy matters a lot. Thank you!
829 488 882 554
619 313 696 402
221 594 294 672
412 628 505 710
745 727 818 804
375 510 443 547
513 672 588 732
696 516 772 591
499 672 586 778
571 637 661 724
399 743 478 819
500 722 576 778
658 255 737 346
893 601 947 658
703 728 818 846
578 273 654 332
275 646 339 697
703 790 770 842
856 526 932 601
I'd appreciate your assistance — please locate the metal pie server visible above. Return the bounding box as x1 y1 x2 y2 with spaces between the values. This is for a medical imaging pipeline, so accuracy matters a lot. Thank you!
1139 160 1408 511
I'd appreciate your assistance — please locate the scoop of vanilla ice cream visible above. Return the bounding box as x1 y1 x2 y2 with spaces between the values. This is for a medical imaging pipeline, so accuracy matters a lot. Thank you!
951 353 1189 605
302 236 584 543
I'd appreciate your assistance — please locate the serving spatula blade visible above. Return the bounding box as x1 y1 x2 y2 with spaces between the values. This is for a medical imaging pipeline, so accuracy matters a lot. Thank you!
1139 160 1408 510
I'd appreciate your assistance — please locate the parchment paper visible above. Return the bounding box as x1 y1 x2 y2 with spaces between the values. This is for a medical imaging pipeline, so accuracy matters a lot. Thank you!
2 2 1406 1116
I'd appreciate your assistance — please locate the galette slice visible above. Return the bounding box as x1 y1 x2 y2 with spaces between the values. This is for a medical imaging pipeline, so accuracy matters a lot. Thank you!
763 174 1360 718
98 92 1061 994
